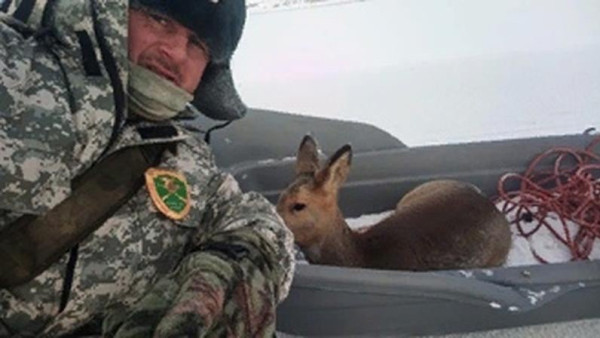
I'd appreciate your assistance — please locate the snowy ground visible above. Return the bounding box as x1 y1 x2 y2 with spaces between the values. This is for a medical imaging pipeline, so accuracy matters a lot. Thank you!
235 0 600 146
247 0 366 13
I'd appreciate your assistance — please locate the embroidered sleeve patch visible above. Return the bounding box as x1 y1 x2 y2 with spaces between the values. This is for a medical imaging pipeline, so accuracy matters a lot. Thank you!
145 168 191 220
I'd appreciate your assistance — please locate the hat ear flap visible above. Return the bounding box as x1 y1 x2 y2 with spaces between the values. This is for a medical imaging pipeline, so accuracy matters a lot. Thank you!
192 63 247 121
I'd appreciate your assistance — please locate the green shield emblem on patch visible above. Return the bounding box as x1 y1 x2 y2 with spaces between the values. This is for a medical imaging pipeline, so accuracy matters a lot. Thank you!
145 168 191 220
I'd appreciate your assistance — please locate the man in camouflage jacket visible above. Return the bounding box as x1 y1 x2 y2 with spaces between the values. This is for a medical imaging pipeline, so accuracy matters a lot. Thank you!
0 0 295 336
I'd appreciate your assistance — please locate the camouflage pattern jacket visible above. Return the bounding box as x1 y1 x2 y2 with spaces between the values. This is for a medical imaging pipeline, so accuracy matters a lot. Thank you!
0 1 295 336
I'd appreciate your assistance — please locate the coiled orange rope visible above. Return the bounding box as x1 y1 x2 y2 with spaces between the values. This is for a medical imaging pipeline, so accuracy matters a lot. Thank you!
496 136 600 263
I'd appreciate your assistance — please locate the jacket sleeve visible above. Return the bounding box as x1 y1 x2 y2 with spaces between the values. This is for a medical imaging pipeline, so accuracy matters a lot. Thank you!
0 15 76 215
106 173 296 337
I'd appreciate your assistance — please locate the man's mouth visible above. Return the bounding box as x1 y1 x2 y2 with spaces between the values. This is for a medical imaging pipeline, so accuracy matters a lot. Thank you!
145 63 178 85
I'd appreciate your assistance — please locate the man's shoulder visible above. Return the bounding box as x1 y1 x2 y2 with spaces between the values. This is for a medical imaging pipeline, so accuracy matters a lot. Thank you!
171 123 216 161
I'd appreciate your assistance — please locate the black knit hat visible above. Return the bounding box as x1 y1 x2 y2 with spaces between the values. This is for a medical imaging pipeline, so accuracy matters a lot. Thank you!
131 0 247 120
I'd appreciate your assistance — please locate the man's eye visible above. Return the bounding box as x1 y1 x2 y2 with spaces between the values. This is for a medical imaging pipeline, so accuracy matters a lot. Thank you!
190 37 210 56
149 13 170 26
190 38 202 48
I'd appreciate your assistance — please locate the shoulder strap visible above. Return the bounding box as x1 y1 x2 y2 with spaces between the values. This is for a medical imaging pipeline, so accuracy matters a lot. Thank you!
0 143 168 288
12 0 36 23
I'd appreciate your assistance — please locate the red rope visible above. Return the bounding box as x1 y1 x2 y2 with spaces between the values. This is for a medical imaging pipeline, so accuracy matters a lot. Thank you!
496 136 600 263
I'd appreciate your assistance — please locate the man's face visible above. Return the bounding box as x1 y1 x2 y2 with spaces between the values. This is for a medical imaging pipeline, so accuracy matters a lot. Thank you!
128 8 210 93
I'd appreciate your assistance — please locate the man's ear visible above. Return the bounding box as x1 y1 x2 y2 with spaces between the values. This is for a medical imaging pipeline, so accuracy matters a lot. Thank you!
296 135 320 176
315 144 352 193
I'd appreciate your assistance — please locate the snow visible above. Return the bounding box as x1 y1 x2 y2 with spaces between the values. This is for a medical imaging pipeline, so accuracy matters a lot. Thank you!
235 0 600 146
345 210 393 231
502 207 600 266
489 302 502 309
482 269 494 276
247 0 365 13
459 270 474 278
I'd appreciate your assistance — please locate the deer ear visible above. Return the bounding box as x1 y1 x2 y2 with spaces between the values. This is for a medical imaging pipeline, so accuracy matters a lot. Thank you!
296 135 320 176
316 144 352 192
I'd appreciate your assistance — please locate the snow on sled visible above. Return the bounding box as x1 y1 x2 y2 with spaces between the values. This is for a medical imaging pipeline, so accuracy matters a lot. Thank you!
203 108 600 336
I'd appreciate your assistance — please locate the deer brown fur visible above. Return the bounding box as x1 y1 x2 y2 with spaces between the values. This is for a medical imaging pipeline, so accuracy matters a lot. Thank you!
276 135 511 271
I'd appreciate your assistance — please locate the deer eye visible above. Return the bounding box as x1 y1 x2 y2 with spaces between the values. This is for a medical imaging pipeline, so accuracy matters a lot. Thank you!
292 203 306 212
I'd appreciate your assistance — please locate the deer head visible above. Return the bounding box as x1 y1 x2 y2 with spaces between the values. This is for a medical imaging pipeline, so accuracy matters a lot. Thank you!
276 135 353 251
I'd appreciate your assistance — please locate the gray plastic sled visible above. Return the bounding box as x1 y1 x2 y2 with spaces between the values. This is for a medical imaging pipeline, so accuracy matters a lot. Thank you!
207 108 600 336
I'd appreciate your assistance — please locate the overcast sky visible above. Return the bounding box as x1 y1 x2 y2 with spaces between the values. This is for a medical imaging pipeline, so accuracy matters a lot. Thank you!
234 0 600 146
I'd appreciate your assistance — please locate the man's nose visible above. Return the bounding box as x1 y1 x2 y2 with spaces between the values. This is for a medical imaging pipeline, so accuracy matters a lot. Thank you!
160 34 189 62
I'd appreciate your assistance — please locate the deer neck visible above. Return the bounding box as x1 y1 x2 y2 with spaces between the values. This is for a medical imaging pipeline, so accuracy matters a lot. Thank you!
303 210 364 267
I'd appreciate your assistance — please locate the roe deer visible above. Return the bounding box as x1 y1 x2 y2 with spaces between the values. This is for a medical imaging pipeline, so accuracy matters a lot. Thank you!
276 135 511 271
